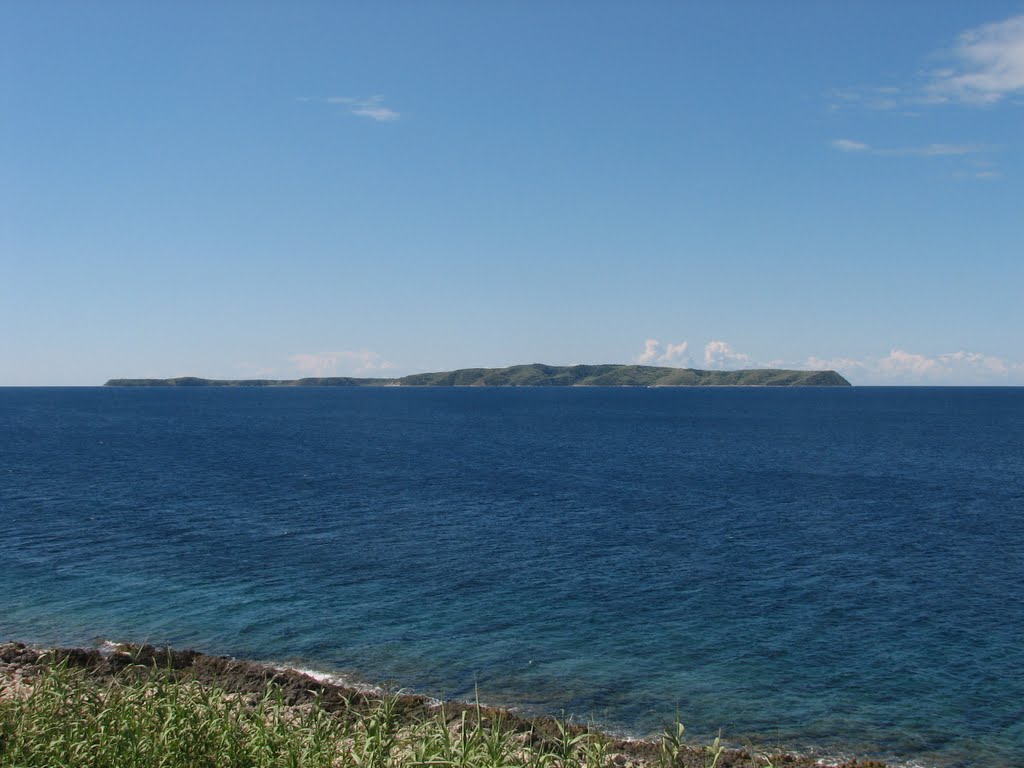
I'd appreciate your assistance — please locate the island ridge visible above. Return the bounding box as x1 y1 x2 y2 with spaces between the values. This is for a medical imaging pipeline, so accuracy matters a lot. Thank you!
105 363 851 387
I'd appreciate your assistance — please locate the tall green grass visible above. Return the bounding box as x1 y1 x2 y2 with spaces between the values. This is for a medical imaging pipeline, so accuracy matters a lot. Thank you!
0 661 744 768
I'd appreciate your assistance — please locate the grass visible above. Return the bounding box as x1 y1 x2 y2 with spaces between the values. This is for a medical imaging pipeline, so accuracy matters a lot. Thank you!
0 660 740 768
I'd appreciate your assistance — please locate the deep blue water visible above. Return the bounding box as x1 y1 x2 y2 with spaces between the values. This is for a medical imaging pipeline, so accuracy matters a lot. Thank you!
2 387 1022 767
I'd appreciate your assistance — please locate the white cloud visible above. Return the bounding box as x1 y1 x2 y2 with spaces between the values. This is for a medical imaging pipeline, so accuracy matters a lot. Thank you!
938 350 1010 375
288 350 396 377
805 348 1022 385
877 348 940 377
832 138 870 152
351 105 400 122
926 14 1024 105
303 95 401 122
637 339 660 364
829 14 1024 110
703 340 751 370
636 339 690 366
664 341 689 361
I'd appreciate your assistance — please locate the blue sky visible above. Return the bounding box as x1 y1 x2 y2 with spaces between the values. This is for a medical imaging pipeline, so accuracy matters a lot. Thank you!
2 1 1023 385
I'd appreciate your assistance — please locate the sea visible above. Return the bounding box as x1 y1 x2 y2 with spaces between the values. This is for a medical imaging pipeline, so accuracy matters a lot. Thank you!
1 386 1022 767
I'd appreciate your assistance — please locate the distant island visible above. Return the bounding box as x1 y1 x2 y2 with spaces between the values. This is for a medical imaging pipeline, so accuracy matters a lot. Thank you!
105 363 850 387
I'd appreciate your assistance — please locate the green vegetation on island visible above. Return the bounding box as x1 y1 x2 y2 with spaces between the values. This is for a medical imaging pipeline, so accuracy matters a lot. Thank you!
105 364 851 388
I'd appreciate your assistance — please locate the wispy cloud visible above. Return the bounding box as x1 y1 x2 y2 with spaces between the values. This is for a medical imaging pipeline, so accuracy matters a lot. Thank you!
894 143 987 157
926 14 1024 105
636 339 691 366
352 105 400 122
832 138 870 153
806 348 1023 384
299 94 401 122
953 165 1003 180
826 85 909 113
288 350 396 377
831 138 988 156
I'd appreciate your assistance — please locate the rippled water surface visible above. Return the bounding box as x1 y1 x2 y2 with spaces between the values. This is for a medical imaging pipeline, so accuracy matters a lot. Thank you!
2 387 1022 767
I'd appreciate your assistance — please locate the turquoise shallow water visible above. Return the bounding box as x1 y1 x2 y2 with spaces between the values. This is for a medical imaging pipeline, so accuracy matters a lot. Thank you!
2 386 1022 767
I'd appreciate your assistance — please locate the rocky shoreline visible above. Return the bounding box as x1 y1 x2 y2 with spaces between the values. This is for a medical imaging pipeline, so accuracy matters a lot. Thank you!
0 641 890 768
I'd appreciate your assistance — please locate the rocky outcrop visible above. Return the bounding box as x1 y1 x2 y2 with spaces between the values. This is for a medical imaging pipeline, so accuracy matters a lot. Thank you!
1 642 885 768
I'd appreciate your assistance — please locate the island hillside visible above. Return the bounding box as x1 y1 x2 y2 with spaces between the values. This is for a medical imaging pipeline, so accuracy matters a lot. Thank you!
106 364 851 387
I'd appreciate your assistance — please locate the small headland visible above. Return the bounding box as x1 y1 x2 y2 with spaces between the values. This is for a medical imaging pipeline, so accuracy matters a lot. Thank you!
1 642 886 768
